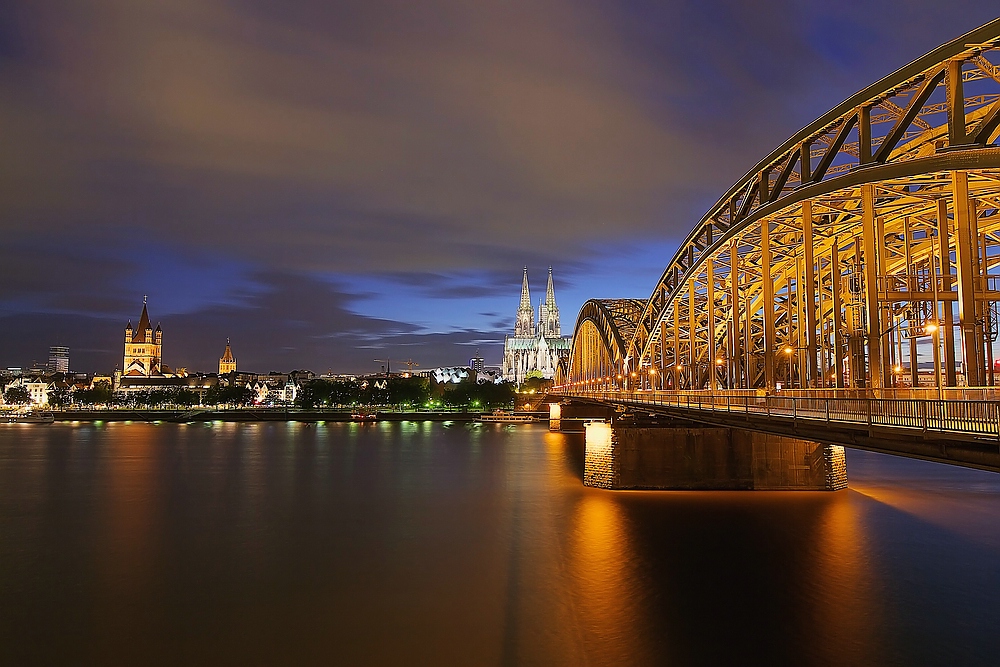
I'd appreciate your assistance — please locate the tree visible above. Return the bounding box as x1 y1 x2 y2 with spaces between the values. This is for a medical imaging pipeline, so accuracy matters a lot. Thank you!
74 385 113 406
387 376 430 406
175 389 200 407
48 387 71 407
205 385 254 406
519 375 553 395
441 379 515 410
3 386 31 405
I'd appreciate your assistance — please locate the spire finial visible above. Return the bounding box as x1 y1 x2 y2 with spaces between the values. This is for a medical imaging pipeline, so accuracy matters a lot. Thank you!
143 294 147 304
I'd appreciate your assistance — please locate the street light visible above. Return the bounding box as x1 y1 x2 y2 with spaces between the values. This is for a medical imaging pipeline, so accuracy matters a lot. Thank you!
783 346 796 388
924 321 942 398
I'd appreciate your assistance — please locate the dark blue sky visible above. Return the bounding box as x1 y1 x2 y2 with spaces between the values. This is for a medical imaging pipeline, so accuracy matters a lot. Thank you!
1 1 997 374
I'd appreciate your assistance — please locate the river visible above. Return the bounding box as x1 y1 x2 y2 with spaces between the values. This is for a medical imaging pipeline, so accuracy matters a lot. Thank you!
0 421 998 666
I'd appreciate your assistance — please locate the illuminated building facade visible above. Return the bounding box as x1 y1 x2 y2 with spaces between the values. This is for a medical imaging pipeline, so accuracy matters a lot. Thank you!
502 267 571 384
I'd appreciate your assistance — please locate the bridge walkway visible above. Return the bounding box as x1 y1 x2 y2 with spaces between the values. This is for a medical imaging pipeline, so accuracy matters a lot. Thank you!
553 389 1000 472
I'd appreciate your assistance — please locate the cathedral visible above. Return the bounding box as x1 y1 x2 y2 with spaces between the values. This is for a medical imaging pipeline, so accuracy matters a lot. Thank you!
502 267 572 384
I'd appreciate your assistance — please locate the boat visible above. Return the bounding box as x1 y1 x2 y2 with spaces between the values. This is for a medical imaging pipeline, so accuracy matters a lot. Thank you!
480 410 536 423
351 411 378 421
5 410 55 424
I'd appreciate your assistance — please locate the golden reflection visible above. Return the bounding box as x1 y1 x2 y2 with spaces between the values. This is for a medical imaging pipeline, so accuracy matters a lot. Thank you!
809 491 883 662
98 424 160 596
567 491 655 665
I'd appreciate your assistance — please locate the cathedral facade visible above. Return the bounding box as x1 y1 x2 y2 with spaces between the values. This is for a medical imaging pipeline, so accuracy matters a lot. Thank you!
502 268 572 384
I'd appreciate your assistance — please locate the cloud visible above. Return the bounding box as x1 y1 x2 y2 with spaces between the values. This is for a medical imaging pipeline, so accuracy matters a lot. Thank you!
1 0 998 371
0 270 508 373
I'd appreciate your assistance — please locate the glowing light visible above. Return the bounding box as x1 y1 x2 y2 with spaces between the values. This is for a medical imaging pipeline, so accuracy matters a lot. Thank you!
648 368 657 375
924 322 939 334
715 358 724 365
784 346 794 355
676 364 683 370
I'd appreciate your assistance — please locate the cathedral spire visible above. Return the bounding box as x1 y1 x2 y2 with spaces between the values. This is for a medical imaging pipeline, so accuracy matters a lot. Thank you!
545 267 556 308
519 266 531 310
514 267 536 337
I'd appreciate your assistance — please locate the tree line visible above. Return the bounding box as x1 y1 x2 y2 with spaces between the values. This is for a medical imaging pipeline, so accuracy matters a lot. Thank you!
5 376 519 410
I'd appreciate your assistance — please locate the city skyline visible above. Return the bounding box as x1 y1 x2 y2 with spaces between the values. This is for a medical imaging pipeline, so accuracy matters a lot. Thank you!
2 1 998 374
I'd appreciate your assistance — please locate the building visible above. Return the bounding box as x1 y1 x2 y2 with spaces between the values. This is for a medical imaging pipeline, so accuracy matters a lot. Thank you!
502 267 572 384
2 378 52 406
470 351 485 373
219 339 237 375
123 299 163 376
47 346 69 374
432 367 472 384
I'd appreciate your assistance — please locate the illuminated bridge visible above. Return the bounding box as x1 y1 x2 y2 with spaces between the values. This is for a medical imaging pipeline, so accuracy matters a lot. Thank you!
558 19 1000 472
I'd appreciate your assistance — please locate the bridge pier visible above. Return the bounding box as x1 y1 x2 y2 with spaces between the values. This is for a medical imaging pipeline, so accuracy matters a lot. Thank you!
584 421 847 491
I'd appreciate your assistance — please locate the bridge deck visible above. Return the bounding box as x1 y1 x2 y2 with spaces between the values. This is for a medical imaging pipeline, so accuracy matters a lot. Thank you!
555 389 1000 472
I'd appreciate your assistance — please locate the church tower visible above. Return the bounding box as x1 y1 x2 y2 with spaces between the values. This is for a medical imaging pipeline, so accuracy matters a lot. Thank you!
219 339 237 375
539 267 561 337
123 298 162 376
502 267 572 384
514 267 536 337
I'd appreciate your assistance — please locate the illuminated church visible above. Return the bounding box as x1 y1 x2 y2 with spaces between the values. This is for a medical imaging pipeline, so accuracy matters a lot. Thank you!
122 299 182 377
123 299 163 376
219 339 237 374
501 268 572 384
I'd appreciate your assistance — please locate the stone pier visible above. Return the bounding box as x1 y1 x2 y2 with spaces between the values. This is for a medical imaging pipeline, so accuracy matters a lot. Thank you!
584 422 847 491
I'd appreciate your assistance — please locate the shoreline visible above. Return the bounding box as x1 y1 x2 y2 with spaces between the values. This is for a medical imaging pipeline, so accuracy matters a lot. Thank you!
6 409 552 424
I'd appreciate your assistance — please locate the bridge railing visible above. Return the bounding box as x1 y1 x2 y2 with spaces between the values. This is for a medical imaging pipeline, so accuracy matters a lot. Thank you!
553 389 1000 441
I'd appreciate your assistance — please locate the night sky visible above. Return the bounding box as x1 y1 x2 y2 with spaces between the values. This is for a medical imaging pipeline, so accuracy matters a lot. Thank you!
1 1 997 374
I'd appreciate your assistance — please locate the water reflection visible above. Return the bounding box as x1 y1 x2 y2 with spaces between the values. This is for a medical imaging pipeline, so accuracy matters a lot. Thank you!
0 424 998 666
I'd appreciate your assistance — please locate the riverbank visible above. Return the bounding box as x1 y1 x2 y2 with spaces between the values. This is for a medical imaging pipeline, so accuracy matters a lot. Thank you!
31 408 551 423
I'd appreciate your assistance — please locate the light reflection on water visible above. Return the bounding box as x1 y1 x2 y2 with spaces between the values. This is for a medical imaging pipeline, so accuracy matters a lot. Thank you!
0 423 998 666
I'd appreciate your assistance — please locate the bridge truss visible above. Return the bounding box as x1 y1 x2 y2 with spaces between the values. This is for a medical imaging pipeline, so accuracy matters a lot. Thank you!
569 19 1000 392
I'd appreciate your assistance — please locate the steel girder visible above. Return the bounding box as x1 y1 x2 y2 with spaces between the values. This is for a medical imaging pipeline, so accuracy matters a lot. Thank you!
567 18 1000 390
567 299 646 383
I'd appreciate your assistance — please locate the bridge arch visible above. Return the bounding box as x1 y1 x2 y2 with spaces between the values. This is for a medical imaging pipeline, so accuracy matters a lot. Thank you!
566 299 646 385
568 19 1000 391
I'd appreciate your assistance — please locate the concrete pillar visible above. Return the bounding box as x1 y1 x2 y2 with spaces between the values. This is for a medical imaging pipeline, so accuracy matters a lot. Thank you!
584 424 848 491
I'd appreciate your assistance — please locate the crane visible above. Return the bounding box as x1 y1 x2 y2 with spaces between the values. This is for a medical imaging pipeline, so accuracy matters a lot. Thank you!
373 359 421 377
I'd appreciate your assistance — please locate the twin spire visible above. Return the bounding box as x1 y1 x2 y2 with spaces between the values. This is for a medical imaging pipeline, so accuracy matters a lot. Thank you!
513 267 561 338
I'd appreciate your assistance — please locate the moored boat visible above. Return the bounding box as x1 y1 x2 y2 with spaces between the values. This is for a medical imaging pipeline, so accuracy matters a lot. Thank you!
480 410 535 423
5 410 55 424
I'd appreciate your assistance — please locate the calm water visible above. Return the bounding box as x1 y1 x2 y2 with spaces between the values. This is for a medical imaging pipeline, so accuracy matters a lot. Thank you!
1 422 998 666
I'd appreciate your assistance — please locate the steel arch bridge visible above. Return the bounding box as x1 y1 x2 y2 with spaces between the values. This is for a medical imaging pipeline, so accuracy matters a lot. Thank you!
567 19 1000 393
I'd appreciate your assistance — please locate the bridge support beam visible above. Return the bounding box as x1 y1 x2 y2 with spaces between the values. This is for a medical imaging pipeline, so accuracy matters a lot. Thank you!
584 422 848 491
936 199 958 386
953 171 984 385
762 221 776 388
861 184 883 388
803 201 818 387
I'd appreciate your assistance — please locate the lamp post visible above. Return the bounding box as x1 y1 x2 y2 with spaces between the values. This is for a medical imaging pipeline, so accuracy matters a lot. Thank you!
714 356 725 390
783 345 796 388
925 321 943 399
